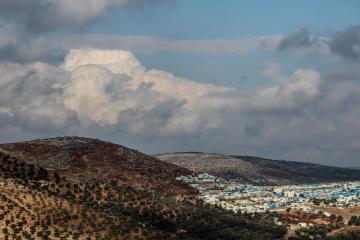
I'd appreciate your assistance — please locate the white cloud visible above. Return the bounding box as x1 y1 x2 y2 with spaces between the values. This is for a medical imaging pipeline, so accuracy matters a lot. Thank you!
1 48 360 167
61 48 145 75
253 69 321 111
0 49 238 136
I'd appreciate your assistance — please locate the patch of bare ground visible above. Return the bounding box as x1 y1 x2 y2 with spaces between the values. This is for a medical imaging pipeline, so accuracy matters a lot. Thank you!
328 226 360 236
311 205 360 223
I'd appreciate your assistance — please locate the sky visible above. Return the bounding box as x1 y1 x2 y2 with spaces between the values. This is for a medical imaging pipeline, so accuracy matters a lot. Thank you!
1 0 360 167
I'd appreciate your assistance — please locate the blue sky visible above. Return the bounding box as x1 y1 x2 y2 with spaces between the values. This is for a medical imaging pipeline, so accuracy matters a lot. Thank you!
83 0 359 89
90 0 360 38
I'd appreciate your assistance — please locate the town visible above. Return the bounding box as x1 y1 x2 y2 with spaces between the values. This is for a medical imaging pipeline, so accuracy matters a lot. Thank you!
176 173 360 215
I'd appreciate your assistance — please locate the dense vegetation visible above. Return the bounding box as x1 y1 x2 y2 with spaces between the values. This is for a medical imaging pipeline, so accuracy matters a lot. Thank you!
348 216 360 226
0 152 287 239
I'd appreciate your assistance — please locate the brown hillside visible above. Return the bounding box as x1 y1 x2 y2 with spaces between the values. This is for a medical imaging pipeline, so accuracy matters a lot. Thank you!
0 137 194 195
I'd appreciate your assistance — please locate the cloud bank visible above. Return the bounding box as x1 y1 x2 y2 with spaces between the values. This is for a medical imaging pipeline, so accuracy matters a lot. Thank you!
1 48 360 167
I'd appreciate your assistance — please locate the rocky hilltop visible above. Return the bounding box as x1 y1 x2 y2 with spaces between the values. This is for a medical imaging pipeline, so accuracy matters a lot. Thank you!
155 152 360 185
0 137 193 194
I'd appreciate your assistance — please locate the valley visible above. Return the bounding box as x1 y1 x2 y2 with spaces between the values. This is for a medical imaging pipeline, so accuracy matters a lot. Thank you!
0 137 287 240
0 137 359 239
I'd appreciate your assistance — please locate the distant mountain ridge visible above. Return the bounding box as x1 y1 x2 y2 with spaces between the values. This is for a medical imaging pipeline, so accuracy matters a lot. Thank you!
155 152 360 185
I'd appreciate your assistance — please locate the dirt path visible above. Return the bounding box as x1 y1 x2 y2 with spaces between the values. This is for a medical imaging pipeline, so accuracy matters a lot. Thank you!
328 226 360 236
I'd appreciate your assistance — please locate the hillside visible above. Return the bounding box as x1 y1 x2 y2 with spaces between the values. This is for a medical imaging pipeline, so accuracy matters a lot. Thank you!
0 137 193 195
0 137 287 239
155 153 360 185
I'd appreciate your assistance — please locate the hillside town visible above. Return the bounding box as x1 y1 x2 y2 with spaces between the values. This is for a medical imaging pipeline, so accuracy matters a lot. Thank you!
176 174 360 214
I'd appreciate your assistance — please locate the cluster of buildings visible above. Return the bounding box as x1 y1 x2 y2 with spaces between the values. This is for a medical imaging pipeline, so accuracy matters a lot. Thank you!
176 173 360 213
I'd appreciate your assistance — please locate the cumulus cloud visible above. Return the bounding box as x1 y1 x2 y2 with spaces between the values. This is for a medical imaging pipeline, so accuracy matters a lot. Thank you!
61 49 144 75
0 49 237 137
1 48 360 167
60 49 239 135
0 48 257 139
0 61 76 131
